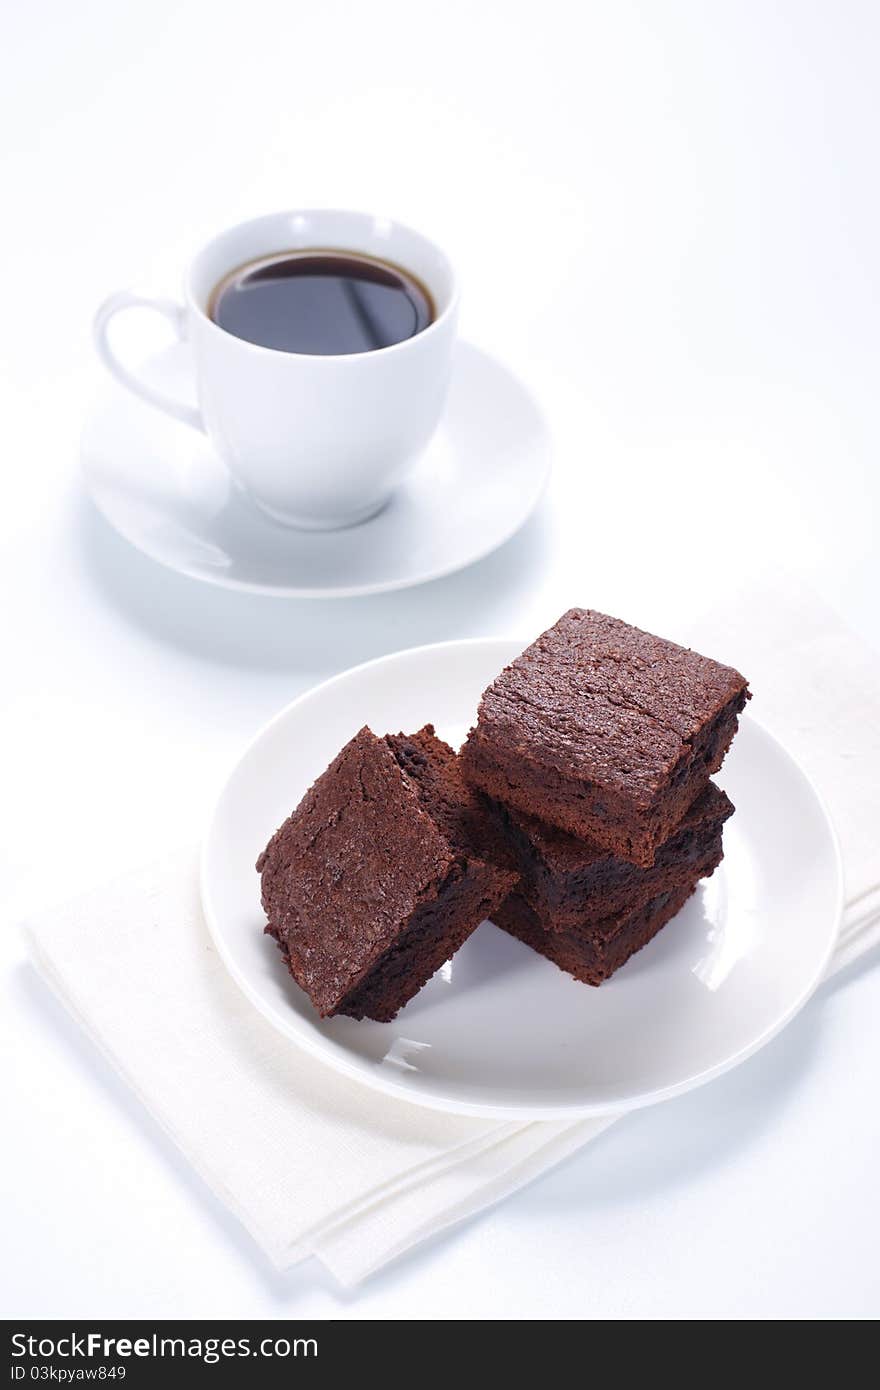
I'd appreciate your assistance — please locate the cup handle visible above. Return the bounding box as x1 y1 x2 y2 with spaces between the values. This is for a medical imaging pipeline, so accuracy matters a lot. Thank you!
92 290 204 432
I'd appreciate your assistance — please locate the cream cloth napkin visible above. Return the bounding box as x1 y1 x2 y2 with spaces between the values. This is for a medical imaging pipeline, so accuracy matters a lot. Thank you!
25 584 880 1286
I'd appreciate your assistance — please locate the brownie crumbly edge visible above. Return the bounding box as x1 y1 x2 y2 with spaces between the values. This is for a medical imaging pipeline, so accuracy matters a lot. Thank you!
383 725 506 863
337 861 512 1021
481 782 733 929
494 880 699 986
336 726 515 1021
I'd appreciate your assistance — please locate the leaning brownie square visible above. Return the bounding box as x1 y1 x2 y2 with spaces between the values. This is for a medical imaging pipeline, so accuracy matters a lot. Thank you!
257 724 515 1022
461 608 748 866
481 781 733 931
493 879 700 986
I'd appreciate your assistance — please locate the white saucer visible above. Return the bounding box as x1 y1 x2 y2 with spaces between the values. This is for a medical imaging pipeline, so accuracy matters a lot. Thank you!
201 638 843 1120
81 341 550 598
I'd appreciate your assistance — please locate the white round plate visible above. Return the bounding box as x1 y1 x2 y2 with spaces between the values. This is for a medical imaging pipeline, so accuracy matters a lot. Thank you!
81 341 550 598
202 639 843 1119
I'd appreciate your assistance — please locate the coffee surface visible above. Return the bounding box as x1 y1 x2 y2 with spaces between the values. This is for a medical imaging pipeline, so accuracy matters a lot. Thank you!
209 250 434 354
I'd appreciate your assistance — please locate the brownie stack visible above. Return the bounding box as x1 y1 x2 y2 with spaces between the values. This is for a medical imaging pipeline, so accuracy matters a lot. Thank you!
257 608 749 1022
460 609 749 985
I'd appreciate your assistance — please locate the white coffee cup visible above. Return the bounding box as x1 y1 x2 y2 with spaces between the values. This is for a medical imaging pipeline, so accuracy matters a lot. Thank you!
93 210 459 530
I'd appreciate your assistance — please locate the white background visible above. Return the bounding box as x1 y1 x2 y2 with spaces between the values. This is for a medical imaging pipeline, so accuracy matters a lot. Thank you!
3 0 879 1319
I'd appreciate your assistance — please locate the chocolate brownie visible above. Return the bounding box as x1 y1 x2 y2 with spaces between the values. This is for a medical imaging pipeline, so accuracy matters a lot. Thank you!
493 880 699 986
481 781 733 930
461 608 749 866
257 725 515 1022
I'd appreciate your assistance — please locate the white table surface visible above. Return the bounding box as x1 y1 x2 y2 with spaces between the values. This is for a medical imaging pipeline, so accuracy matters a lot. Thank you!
3 0 879 1320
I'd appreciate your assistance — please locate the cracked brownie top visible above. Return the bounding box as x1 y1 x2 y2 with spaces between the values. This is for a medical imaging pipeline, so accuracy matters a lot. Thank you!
468 608 749 801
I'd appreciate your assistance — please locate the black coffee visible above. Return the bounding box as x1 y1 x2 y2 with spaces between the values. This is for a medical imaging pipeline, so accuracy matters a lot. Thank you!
208 250 434 355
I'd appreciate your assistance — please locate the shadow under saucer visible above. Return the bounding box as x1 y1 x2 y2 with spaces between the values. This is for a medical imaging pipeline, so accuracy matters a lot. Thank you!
76 491 554 678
